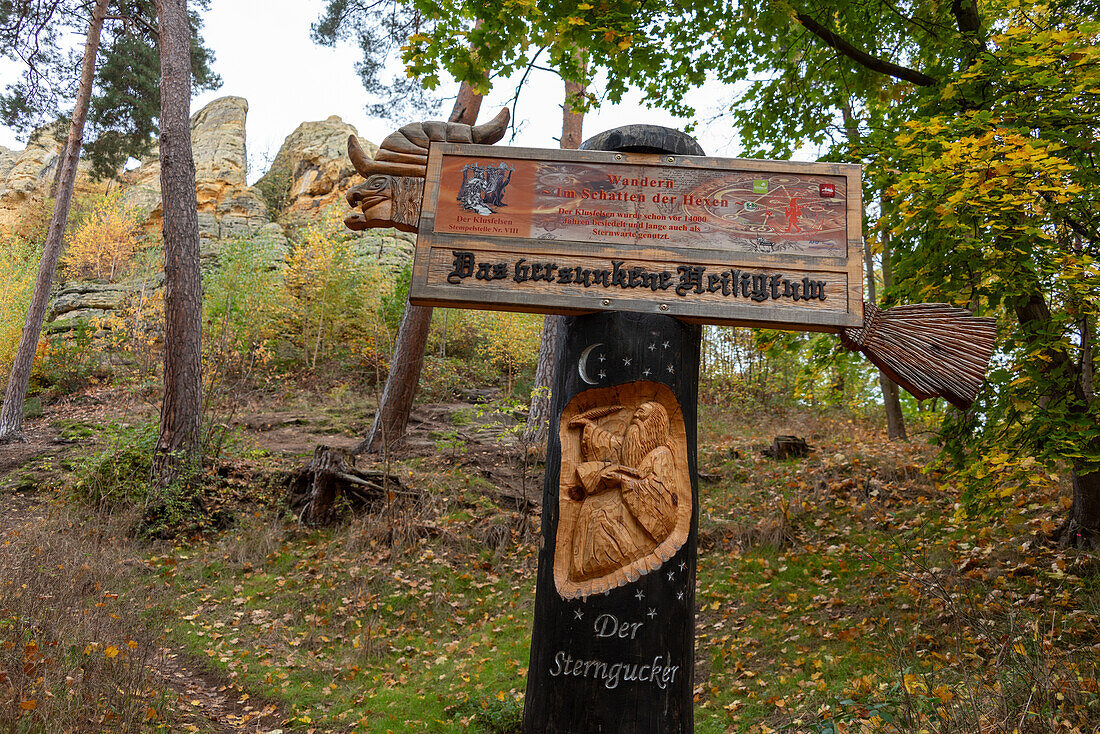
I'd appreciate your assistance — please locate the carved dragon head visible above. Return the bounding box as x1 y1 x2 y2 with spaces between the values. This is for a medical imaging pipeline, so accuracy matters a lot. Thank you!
344 108 510 233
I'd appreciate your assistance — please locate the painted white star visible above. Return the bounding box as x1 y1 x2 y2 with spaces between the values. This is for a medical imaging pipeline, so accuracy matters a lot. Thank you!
598 370 606 379
662 341 670 349
635 589 645 601
678 561 686 571
667 570 675 581
574 608 583 620
623 357 632 366
598 353 606 362
667 364 675 373
648 343 657 351
643 369 651 377
677 591 684 600
648 608 657 619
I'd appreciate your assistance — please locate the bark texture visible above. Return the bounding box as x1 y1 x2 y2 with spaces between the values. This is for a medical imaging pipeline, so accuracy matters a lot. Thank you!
152 0 203 485
0 0 108 443
357 84 482 455
867 221 906 440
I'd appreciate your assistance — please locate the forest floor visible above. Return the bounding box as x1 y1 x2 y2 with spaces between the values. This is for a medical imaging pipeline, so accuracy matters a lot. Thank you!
1 383 1099 733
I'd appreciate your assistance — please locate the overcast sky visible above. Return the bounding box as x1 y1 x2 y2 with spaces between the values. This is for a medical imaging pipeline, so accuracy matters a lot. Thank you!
0 0 772 183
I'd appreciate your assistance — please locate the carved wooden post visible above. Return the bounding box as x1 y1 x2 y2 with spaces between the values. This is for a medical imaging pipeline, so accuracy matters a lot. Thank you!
343 114 998 731
523 127 704 734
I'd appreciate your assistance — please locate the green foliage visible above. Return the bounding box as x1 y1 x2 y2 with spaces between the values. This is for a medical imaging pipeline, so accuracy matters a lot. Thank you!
254 161 293 220
0 0 221 179
449 693 523 734
203 232 287 378
381 261 412 332
70 422 157 509
0 236 40 390
34 319 98 396
311 0 441 120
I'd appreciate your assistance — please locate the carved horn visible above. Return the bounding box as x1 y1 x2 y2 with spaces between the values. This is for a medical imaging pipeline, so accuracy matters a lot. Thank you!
471 107 510 145
348 135 374 177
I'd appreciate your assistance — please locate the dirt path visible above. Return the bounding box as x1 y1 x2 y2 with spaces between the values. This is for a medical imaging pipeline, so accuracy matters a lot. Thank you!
153 649 283 733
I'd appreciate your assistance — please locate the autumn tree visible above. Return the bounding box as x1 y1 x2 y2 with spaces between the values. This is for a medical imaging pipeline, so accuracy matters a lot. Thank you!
0 0 108 444
401 0 1100 543
0 0 218 443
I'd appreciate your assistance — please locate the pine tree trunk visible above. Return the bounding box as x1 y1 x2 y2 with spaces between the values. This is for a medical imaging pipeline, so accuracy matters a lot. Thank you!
522 74 586 448
357 85 482 455
151 0 203 488
0 0 108 444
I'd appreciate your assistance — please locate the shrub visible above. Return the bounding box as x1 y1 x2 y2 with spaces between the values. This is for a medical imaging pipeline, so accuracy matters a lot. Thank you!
0 237 40 390
61 192 144 281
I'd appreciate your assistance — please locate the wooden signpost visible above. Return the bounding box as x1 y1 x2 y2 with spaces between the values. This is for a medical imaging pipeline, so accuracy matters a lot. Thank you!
411 144 863 332
342 114 997 733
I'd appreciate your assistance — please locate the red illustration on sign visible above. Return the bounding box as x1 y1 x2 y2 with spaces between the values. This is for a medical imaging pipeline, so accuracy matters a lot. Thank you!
819 183 835 198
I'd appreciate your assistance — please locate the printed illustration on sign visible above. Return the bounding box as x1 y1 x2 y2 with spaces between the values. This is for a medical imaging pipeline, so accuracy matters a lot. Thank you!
555 382 691 599
457 161 515 215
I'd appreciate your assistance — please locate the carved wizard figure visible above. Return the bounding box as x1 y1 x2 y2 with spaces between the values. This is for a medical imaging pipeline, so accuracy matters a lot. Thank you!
567 402 679 581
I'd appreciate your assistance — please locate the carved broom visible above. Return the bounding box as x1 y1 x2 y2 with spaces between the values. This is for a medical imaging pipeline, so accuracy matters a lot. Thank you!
839 302 997 410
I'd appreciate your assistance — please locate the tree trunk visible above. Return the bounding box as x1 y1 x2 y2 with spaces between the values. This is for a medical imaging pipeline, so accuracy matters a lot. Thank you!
0 0 108 444
1012 291 1100 547
875 215 906 440
522 74 587 448
1056 464 1100 549
357 84 483 456
151 0 203 488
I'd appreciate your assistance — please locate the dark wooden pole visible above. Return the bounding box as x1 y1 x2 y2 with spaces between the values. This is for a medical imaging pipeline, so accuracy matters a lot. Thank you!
523 127 705 734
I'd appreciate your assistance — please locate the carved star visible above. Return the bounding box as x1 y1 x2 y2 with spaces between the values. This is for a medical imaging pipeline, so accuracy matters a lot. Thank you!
677 590 684 601
623 357 632 366
643 369 651 377
648 343 657 351
667 364 675 374
635 589 645 601
679 561 686 572
667 570 675 581
574 608 583 620
598 353 606 362
648 608 657 619
598 370 606 380
662 341 670 349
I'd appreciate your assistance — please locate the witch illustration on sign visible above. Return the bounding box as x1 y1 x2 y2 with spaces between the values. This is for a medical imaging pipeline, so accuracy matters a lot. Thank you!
457 161 515 215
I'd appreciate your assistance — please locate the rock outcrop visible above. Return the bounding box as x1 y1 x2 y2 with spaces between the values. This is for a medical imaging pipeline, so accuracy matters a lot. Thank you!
256 115 376 221
125 96 269 249
0 95 422 330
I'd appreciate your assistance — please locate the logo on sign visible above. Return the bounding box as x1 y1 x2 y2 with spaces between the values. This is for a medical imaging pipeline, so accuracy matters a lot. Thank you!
744 201 759 211
819 183 835 198
752 180 769 194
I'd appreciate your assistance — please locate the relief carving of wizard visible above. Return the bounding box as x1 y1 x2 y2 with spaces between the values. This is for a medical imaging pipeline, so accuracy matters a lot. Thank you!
555 385 691 598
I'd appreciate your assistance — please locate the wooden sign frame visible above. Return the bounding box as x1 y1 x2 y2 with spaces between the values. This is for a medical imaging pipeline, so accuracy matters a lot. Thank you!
411 144 863 332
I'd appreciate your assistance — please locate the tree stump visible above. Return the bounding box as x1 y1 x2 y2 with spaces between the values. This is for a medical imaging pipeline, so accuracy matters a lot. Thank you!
761 435 813 460
287 445 403 524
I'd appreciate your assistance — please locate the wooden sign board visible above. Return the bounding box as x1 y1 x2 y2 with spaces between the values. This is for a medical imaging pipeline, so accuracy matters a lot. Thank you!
410 144 864 331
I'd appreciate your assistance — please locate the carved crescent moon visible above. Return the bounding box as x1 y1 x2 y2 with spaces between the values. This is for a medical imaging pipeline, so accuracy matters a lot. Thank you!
578 343 603 385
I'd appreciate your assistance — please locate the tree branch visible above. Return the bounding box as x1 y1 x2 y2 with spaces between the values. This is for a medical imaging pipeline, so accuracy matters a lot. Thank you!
794 11 936 87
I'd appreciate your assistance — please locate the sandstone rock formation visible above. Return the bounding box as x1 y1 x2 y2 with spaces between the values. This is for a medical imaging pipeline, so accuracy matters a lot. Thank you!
124 95 268 249
0 124 116 236
0 95 421 329
256 114 377 221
